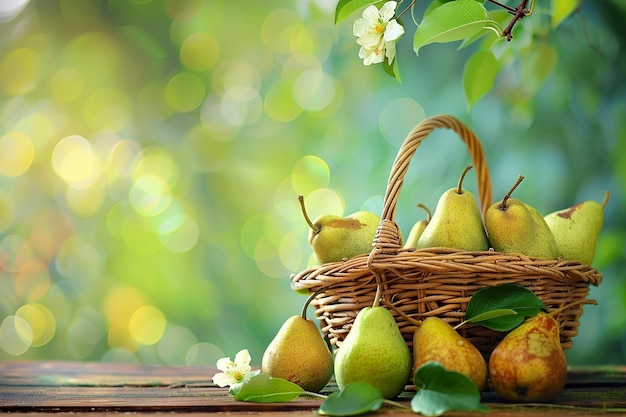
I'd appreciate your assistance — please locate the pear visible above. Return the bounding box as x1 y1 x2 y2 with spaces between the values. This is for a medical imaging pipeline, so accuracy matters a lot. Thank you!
489 312 567 402
298 196 379 264
485 175 558 259
403 203 431 249
413 317 487 391
334 300 412 399
544 191 610 265
416 164 489 251
261 313 333 393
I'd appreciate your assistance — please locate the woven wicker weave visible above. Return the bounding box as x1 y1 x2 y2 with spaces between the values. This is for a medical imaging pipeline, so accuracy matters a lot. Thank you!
291 114 602 357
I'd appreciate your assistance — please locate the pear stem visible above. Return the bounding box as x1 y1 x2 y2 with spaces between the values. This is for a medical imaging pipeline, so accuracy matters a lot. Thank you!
372 285 381 308
499 174 524 210
416 203 432 223
601 190 610 208
297 195 320 233
301 286 327 320
547 298 598 318
457 164 473 194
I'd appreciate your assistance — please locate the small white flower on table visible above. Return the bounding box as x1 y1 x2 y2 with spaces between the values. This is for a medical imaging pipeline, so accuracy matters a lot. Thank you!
212 349 252 387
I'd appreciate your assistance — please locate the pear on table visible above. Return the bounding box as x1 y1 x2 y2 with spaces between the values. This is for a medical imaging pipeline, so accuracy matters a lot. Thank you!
485 175 558 259
261 310 333 393
417 164 489 251
488 312 567 402
544 191 610 265
413 316 487 391
403 203 431 249
333 296 412 399
298 195 379 264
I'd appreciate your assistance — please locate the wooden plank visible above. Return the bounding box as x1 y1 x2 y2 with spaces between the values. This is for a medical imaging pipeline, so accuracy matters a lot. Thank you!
1 361 625 414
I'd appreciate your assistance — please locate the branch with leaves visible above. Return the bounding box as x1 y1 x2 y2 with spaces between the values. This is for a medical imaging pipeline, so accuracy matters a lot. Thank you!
336 0 584 107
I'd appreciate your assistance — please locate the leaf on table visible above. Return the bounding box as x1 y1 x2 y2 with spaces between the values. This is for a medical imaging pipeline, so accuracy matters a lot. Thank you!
335 0 381 25
231 372 304 403
318 381 384 416
463 50 501 108
413 0 503 56
465 284 547 331
411 362 488 416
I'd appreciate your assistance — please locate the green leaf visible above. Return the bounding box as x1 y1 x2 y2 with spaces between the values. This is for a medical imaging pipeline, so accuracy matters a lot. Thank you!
551 0 578 28
465 284 547 331
231 372 304 403
520 42 558 96
463 50 500 108
335 0 380 25
413 0 503 56
411 362 488 417
318 382 384 416
464 308 518 324
382 56 401 82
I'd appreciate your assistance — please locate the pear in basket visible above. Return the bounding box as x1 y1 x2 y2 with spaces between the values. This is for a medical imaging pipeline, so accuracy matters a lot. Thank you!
489 312 567 402
334 300 412 399
297 195 379 264
403 203 431 249
261 313 333 393
413 317 487 391
416 164 489 251
485 175 558 259
544 191 609 265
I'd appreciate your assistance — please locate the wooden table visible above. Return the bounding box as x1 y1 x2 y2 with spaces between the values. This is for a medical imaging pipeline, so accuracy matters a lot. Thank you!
1 361 625 416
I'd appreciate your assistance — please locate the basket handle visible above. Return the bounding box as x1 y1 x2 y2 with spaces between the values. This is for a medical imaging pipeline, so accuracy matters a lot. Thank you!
372 114 492 253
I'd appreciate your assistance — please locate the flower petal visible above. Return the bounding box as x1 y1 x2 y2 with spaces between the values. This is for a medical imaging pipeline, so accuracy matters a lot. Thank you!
384 19 404 42
234 349 251 367
362 5 380 23
353 17 370 37
379 1 398 22
212 372 234 387
216 357 232 372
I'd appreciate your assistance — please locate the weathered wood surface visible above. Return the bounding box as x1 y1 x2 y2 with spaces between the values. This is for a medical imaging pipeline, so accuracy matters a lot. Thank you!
0 361 625 416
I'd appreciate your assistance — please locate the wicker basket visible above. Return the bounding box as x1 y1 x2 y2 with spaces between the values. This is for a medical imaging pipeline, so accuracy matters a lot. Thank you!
291 114 602 357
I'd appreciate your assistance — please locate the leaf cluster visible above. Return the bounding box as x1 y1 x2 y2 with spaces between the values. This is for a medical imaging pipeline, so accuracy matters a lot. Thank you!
335 0 581 107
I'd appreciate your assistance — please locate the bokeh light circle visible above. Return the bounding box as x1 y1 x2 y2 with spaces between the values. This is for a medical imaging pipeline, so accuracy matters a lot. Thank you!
0 48 43 96
180 32 219 71
291 155 330 196
0 315 32 356
165 72 206 112
0 131 34 177
52 135 101 188
16 303 56 347
128 306 166 345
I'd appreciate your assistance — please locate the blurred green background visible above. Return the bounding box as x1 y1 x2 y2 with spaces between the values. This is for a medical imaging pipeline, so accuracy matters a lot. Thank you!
0 0 624 367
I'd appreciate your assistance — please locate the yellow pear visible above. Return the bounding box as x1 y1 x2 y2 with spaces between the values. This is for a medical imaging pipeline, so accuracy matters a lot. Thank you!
544 191 609 265
334 302 412 399
403 204 432 249
298 196 379 264
413 317 487 391
489 312 567 402
416 164 489 251
261 314 333 393
485 175 558 259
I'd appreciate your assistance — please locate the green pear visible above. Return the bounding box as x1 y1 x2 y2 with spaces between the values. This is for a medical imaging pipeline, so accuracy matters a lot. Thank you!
417 164 489 251
298 196 379 264
413 317 487 391
544 191 610 265
261 314 333 393
489 312 567 402
403 203 431 249
485 175 558 259
334 301 412 399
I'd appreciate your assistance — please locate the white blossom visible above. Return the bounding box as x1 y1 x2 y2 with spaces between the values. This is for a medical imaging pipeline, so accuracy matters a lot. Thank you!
212 349 252 387
353 1 404 65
